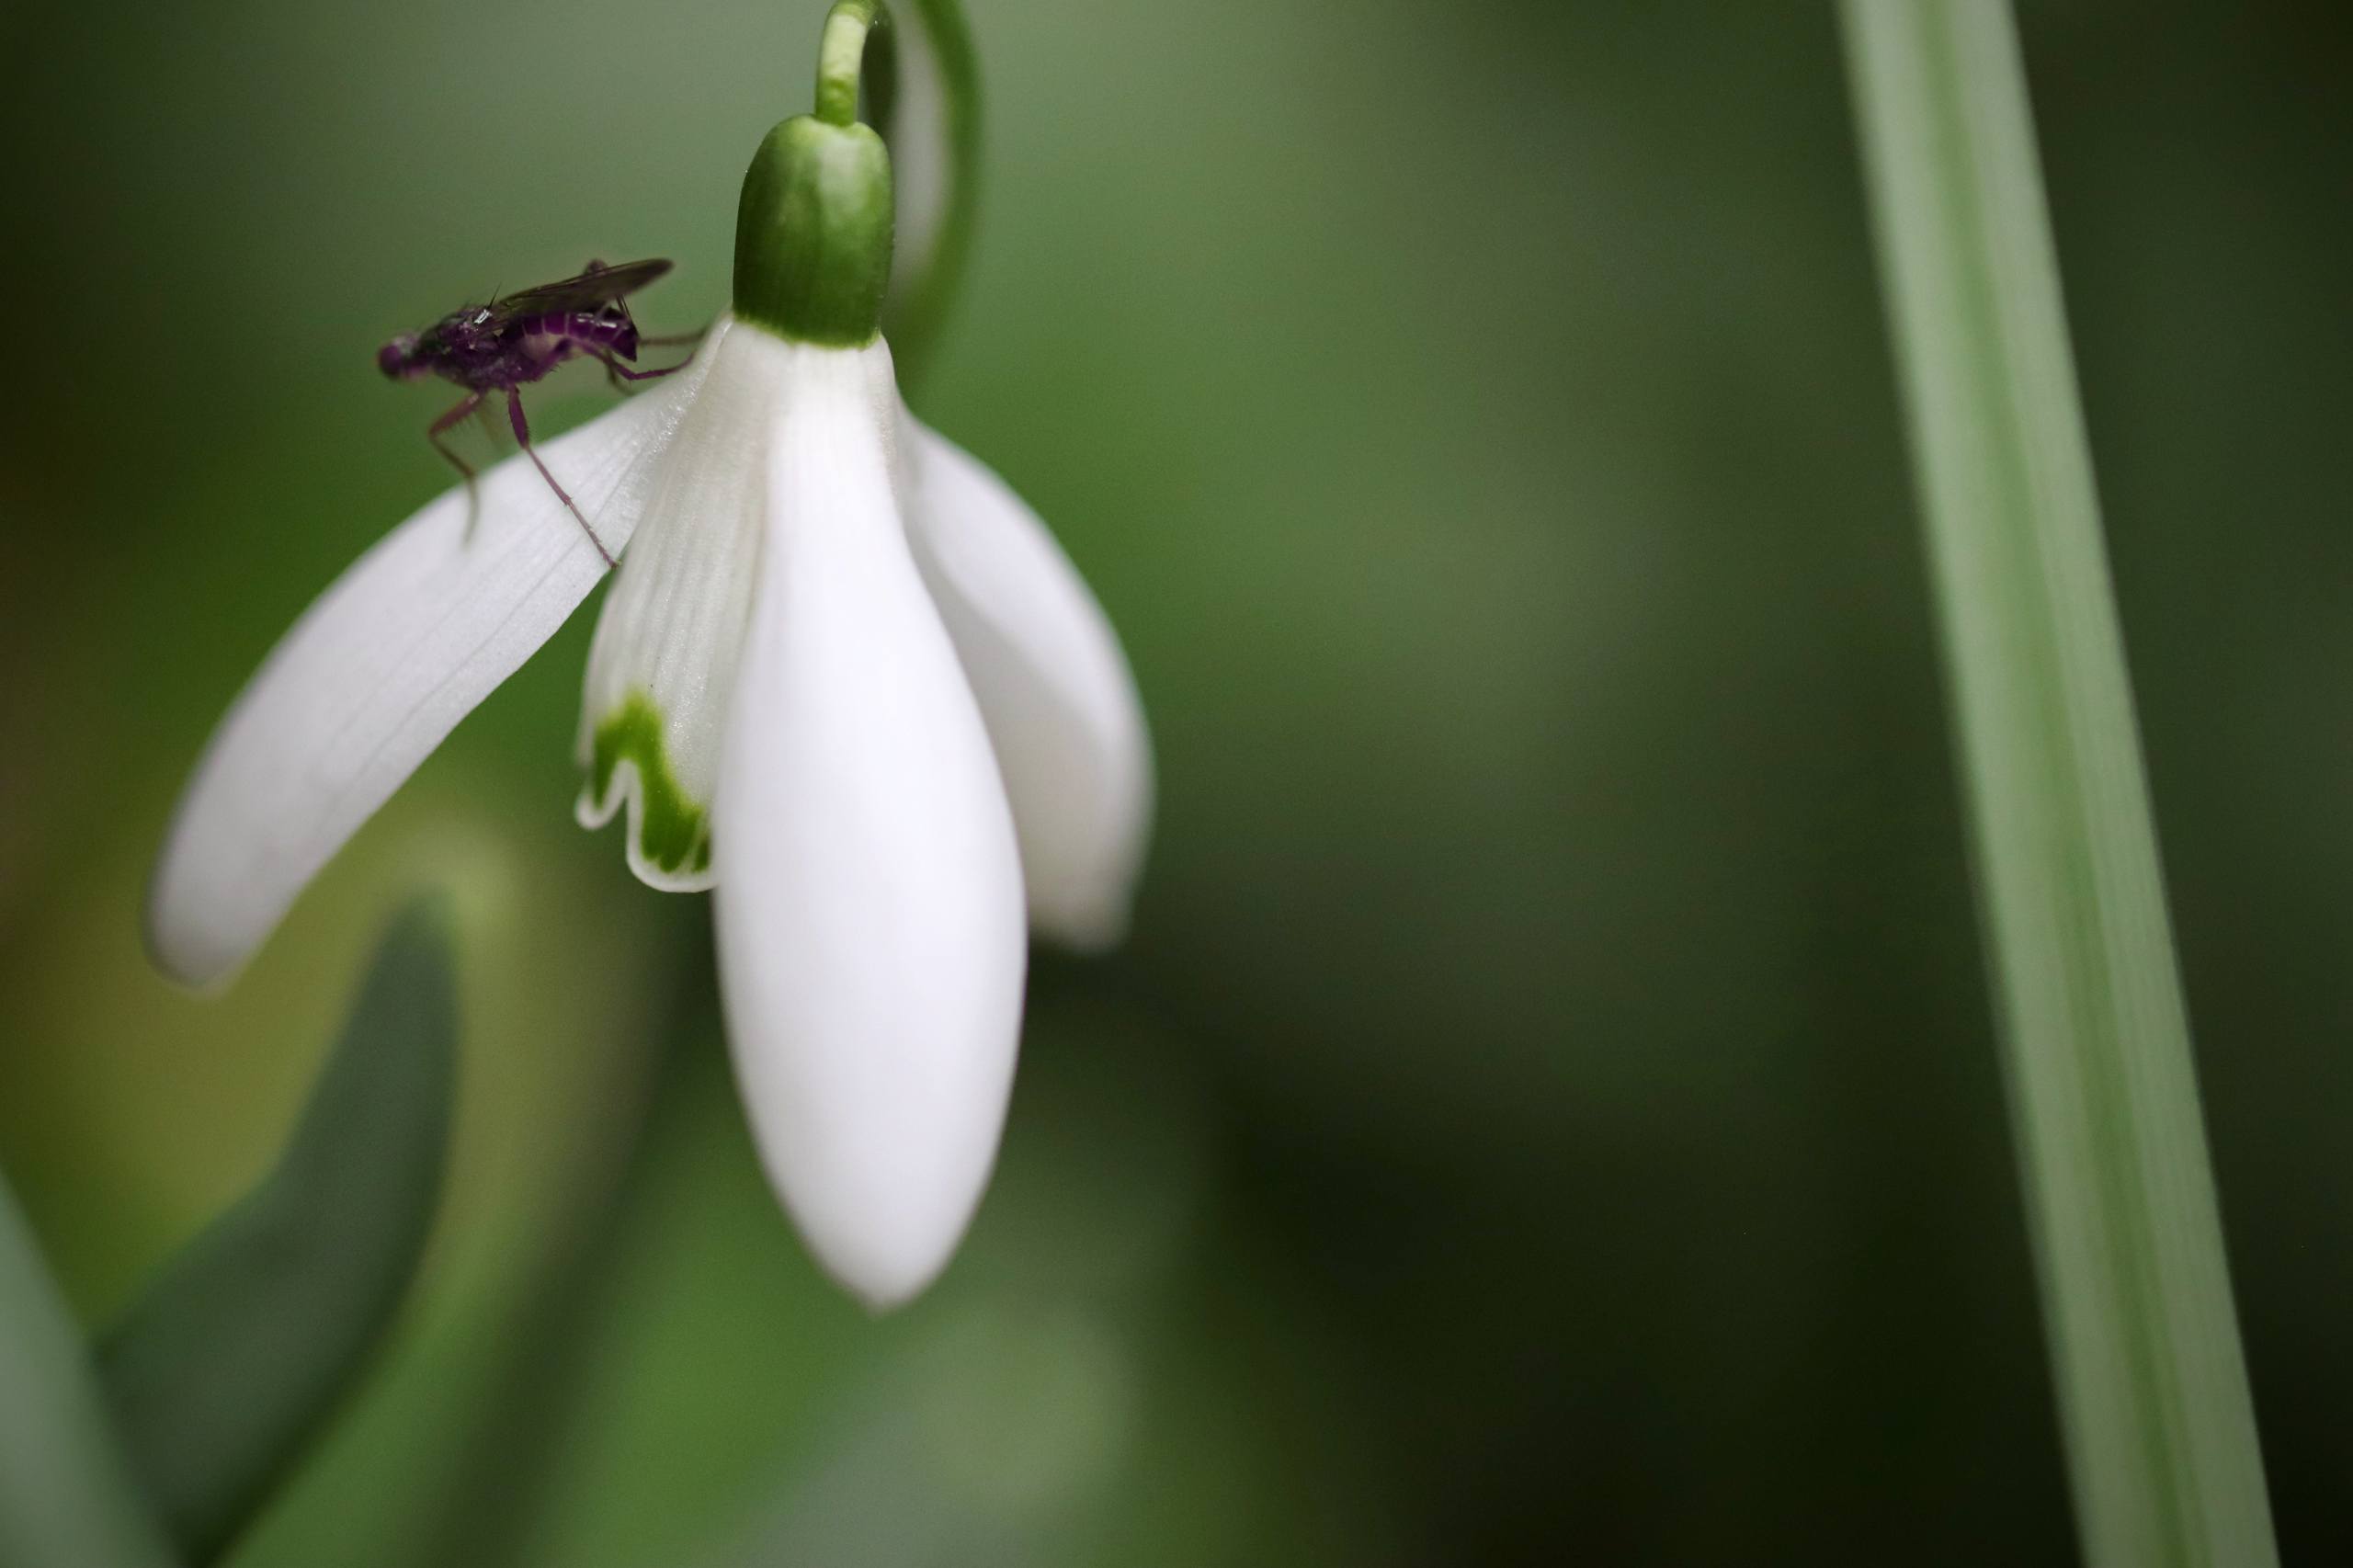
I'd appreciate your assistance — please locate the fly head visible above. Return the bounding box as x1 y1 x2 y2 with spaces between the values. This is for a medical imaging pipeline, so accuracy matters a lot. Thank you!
377 334 425 380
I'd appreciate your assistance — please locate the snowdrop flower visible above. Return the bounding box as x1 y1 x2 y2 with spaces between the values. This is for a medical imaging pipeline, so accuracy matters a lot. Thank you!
147 0 1151 1308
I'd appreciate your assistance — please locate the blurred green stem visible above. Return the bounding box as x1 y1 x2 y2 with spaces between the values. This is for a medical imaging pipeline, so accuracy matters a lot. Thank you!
0 1178 178 1567
868 0 981 382
1839 4 2277 1565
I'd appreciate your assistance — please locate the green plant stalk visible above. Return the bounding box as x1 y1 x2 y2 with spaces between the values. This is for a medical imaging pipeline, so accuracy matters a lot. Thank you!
0 1178 178 1567
1838 6 2276 1564
733 0 977 363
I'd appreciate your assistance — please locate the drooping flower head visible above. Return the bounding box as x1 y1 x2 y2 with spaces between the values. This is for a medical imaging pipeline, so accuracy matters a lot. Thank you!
148 0 1151 1307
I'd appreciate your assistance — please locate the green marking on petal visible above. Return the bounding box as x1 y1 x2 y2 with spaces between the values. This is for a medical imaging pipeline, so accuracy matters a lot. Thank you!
588 693 711 876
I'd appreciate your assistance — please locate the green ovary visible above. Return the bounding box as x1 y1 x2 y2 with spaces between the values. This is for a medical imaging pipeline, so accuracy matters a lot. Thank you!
588 694 712 877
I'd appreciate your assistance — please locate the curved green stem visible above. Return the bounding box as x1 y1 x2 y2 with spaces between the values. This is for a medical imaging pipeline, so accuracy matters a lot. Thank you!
733 2 897 346
800 0 981 382
757 0 979 374
814 0 887 130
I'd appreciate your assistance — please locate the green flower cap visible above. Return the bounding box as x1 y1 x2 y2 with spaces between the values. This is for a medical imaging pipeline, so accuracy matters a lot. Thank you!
733 116 893 347
733 2 896 347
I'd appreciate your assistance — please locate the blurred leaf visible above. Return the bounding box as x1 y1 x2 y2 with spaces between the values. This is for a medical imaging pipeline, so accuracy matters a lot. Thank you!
97 900 459 1563
0 1175 180 1567
1842 6 2276 1566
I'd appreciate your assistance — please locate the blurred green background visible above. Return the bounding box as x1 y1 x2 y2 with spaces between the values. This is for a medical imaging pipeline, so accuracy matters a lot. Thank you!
2 2 2347 1562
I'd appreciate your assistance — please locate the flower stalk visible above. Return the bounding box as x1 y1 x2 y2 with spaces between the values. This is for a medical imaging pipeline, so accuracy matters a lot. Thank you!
814 0 887 130
1839 4 2276 1564
732 2 897 347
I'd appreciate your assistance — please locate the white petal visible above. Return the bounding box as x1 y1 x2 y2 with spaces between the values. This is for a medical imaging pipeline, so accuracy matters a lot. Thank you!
575 318 786 891
713 343 1025 1311
901 416 1154 949
147 355 718 988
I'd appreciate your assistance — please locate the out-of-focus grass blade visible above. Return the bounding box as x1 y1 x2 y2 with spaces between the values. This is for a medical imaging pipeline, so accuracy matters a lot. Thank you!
1839 6 2277 1566
0 1176 180 1568
99 899 458 1563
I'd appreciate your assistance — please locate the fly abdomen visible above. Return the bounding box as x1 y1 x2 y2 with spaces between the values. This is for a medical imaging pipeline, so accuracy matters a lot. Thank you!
530 311 641 360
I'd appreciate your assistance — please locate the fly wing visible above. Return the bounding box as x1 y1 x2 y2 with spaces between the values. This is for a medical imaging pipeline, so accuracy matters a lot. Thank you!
488 258 673 323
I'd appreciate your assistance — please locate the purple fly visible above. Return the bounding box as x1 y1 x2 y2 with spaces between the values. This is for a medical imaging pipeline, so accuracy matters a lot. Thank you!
378 257 697 563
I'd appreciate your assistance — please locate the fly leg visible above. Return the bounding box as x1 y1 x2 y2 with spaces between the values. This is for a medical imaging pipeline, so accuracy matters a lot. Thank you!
599 318 705 389
597 348 688 390
507 388 615 567
614 325 711 385
428 392 486 540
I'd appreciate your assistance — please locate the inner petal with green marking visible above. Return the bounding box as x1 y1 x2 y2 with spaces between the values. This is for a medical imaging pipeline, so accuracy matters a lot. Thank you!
584 693 712 881
570 320 791 893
